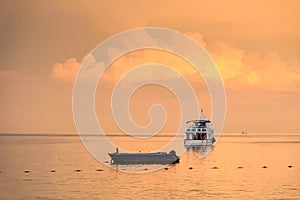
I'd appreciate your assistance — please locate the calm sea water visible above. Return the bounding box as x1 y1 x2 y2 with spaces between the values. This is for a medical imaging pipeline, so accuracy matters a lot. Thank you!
0 133 299 200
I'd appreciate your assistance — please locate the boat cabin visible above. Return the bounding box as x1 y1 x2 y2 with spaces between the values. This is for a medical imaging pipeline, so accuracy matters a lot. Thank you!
184 110 215 146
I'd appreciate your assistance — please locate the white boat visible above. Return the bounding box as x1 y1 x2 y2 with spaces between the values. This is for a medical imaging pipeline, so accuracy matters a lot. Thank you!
184 109 216 146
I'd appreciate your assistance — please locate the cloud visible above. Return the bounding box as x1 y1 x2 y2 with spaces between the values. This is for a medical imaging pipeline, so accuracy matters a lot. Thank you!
50 31 300 92
208 42 300 91
185 32 207 48
246 72 260 85
252 52 300 91
51 58 80 82
209 42 244 80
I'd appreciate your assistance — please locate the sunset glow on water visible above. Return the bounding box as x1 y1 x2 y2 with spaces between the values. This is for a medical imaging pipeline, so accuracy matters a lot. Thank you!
1 1 300 199
0 134 299 199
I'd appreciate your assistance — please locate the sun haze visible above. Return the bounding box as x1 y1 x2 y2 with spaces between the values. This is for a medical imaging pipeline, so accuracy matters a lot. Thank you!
0 1 299 134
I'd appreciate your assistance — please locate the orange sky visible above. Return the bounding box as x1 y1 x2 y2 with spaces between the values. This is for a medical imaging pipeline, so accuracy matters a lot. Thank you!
0 1 299 133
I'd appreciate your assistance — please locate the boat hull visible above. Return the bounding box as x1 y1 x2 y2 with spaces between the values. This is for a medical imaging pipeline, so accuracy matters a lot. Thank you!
184 139 214 146
108 151 180 165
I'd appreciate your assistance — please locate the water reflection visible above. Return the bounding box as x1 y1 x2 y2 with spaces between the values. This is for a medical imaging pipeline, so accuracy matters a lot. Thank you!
1 135 300 199
185 145 214 158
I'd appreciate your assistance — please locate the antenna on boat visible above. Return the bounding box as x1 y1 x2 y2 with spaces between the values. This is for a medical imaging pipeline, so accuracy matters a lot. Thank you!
200 108 205 119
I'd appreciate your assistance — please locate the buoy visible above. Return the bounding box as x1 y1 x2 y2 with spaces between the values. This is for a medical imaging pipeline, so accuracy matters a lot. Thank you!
74 169 82 172
50 169 56 172
211 166 218 169
24 170 30 173
164 167 168 170
237 166 244 169
262 166 268 168
96 169 103 171
144 168 148 171
189 167 193 170
288 165 293 168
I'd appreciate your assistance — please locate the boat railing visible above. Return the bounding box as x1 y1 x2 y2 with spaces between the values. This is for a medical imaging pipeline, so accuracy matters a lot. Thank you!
185 128 208 132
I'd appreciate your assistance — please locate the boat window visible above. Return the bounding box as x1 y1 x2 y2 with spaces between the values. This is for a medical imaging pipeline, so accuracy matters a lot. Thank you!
202 129 206 131
191 129 196 131
197 129 201 131
186 129 190 131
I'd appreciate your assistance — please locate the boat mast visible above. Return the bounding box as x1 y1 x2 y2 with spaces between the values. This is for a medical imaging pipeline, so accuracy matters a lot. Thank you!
200 108 205 120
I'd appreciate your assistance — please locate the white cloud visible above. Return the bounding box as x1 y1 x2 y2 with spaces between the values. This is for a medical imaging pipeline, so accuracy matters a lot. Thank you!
50 32 300 91
51 58 80 82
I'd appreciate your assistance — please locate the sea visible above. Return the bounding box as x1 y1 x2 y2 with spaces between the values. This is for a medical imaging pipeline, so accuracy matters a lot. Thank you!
0 133 299 200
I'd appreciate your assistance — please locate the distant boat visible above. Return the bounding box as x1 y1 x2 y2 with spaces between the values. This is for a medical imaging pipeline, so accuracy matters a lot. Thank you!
184 109 215 146
108 148 180 165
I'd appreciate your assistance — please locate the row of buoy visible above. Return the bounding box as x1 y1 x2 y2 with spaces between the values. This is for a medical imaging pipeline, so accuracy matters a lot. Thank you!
209 165 295 169
20 169 104 173
261 165 294 169
0 165 295 173
162 165 296 171
183 165 295 170
73 169 104 172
